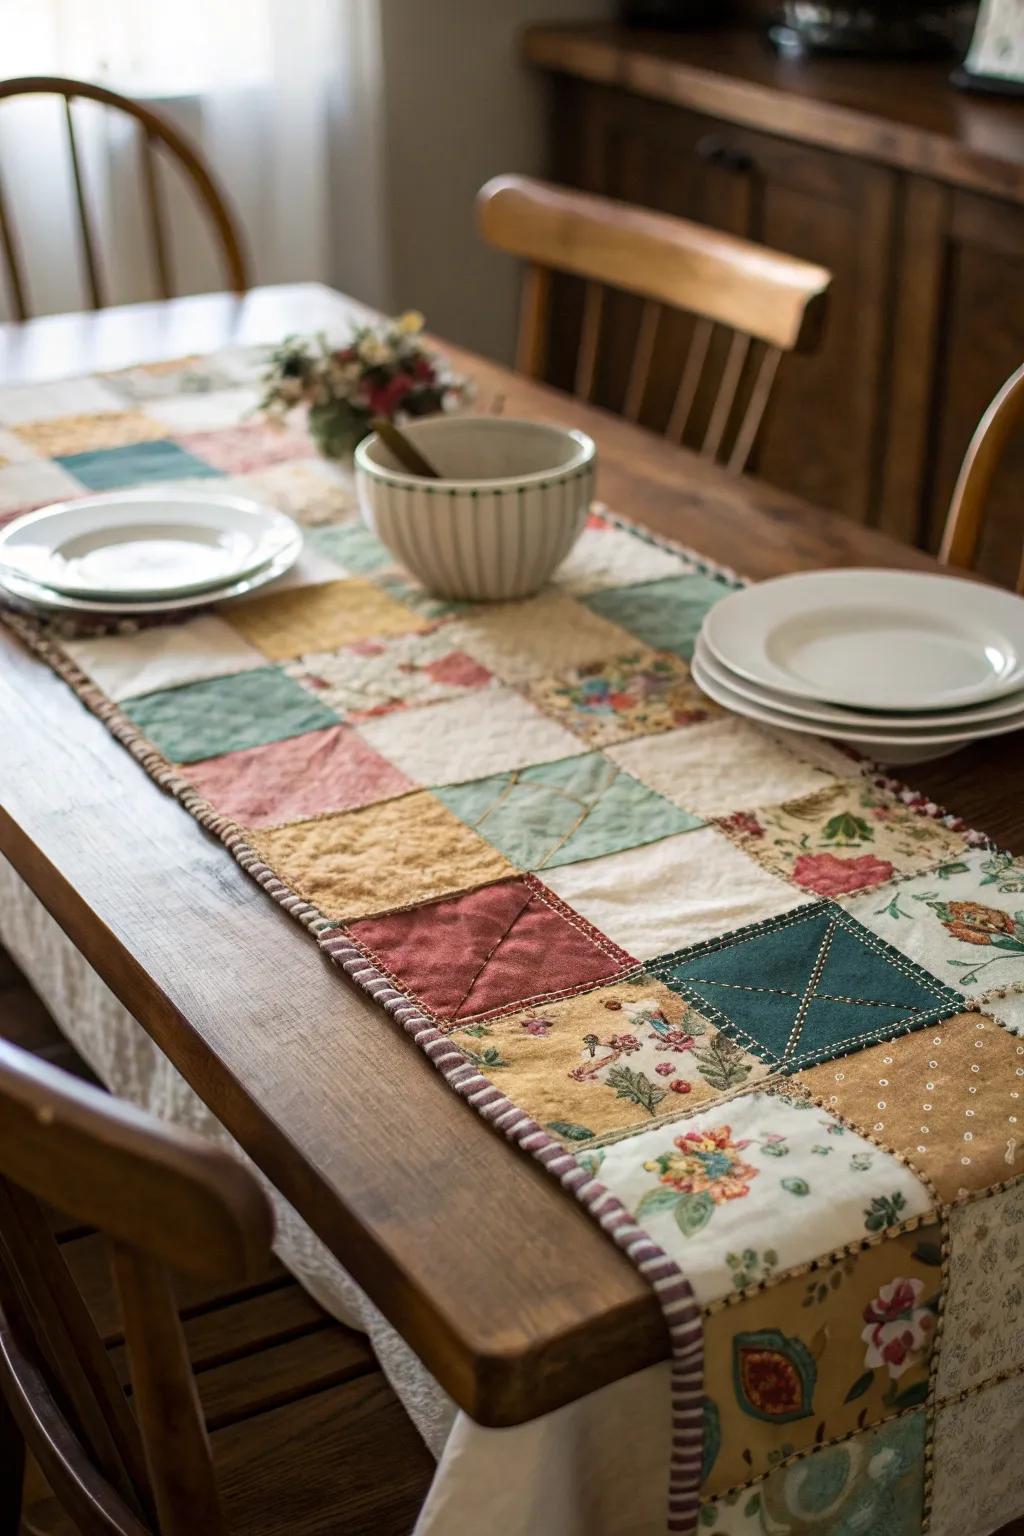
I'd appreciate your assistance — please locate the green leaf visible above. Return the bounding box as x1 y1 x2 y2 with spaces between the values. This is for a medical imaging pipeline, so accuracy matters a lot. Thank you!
545 1121 595 1141
693 1033 752 1092
937 861 970 879
913 1241 943 1267
636 1186 684 1218
781 1177 810 1197
675 1190 715 1237
699 1509 717 1529
988 935 1024 953
605 1064 667 1115
843 1370 875 1403
743 1493 761 1517
890 1379 930 1410
823 811 873 844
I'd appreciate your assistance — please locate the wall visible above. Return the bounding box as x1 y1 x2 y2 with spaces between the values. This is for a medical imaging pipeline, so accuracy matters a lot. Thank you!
342 0 614 364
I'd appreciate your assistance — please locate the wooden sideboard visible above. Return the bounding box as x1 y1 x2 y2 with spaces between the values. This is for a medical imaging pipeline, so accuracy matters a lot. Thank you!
524 23 1024 582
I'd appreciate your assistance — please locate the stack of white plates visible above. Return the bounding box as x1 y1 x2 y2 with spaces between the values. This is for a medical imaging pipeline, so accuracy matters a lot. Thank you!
0 489 302 617
693 568 1024 764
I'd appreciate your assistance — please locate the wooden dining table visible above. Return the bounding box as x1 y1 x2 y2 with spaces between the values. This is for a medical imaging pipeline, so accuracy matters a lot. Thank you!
1 280 1021 1433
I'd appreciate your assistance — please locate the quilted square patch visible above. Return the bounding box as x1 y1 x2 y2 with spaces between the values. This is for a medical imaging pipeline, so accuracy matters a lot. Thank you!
524 649 718 748
99 354 237 401
12 409 167 458
841 847 1024 1002
55 438 223 491
448 976 767 1142
356 687 586 786
176 421 313 475
0 459 90 514
342 873 634 1019
582 571 729 658
653 901 964 1073
0 376 125 423
699 1412 925 1535
699 1223 939 1495
554 516 696 595
307 520 394 574
796 1011 1024 1202
593 1090 933 1308
183 723 413 828
248 793 513 919
122 667 340 764
435 751 702 871
285 626 495 720
606 716 850 819
541 825 811 963
717 779 970 898
223 578 428 662
930 1373 1024 1536
937 1183 1024 1399
63 615 266 702
235 459 358 527
442 592 634 683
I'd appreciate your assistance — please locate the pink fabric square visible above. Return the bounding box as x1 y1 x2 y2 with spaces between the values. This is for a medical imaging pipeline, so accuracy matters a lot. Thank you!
185 723 412 828
344 875 635 1022
176 421 312 474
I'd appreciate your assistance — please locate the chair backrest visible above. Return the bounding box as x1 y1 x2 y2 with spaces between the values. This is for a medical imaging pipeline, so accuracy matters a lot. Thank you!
939 361 1024 592
0 76 250 319
0 1039 273 1536
476 173 831 474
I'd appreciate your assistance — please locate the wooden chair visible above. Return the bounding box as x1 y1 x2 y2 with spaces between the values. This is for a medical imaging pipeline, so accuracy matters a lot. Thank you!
0 76 249 319
939 361 1024 592
0 1034 434 1536
476 173 832 474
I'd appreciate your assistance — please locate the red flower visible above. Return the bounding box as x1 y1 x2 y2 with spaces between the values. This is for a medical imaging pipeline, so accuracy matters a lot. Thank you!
670 1079 692 1095
792 852 895 897
411 356 435 382
655 1062 675 1077
719 811 764 839
368 373 414 417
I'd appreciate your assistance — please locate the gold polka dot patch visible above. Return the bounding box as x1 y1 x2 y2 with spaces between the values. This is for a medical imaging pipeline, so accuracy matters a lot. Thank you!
795 1012 1024 1203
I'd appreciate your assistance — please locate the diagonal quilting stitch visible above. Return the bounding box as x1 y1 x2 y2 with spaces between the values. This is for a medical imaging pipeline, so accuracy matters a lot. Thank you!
448 883 537 1019
781 914 835 1062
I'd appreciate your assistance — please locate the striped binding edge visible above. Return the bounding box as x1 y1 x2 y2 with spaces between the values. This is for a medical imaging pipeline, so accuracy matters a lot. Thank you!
0 505 997 1534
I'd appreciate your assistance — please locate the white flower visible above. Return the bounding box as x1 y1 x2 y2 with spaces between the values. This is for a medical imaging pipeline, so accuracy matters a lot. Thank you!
359 334 392 366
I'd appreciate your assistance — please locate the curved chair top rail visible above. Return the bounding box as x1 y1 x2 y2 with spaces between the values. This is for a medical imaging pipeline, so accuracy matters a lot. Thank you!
0 74 249 317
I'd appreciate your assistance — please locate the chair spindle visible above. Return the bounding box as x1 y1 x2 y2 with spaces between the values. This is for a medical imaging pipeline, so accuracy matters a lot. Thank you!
139 127 172 301
574 280 604 401
728 344 782 475
623 299 661 422
703 330 750 461
667 316 713 443
63 95 104 310
0 167 27 321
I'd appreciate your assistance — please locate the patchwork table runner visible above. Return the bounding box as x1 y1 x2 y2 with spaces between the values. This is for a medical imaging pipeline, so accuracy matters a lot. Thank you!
4 349 1024 1536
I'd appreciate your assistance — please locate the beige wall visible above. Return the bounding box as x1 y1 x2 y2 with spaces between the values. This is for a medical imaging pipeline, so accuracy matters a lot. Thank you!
364 0 614 364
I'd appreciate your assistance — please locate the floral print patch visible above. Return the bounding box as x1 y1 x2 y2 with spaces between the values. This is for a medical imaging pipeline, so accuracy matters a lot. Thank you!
447 977 767 1142
594 1091 933 1306
699 1410 925 1534
700 1222 940 1493
524 650 718 748
285 625 495 720
717 780 970 897
841 847 1024 1000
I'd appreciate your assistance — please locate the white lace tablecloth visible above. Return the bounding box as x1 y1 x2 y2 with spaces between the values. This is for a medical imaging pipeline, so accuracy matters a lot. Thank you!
0 854 670 1536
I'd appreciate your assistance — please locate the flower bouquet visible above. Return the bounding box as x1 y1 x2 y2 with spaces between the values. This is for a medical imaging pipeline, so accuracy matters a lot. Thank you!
258 311 471 460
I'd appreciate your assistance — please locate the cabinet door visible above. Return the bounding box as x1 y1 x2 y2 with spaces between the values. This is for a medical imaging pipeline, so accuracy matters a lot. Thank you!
545 80 897 523
884 184 1024 584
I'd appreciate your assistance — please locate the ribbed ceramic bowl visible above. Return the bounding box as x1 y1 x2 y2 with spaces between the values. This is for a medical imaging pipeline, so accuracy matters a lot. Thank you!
354 416 596 601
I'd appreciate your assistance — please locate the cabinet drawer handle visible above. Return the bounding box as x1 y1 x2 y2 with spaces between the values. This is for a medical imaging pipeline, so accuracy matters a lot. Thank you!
695 134 753 174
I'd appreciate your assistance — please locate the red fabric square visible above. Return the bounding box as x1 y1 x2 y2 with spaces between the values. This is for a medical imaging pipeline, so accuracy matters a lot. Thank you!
343 875 636 1022
176 421 312 474
185 723 412 828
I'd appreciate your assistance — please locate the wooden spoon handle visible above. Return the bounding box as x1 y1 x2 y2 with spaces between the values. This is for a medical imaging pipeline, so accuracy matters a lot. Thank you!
371 417 441 479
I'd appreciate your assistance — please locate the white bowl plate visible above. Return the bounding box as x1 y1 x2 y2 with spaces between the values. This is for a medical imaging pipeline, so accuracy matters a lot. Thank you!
693 633 1024 729
691 650 1024 765
703 568 1024 712
0 490 300 600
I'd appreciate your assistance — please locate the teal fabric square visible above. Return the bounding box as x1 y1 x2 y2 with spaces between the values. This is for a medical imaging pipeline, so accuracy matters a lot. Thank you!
583 572 730 658
308 522 393 574
651 901 963 1072
57 439 224 491
435 751 702 871
123 666 340 764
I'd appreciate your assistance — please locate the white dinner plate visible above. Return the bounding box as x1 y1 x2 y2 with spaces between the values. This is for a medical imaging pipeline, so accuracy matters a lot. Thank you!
0 490 300 600
691 651 1024 765
703 568 1024 712
0 537 301 616
693 632 1024 728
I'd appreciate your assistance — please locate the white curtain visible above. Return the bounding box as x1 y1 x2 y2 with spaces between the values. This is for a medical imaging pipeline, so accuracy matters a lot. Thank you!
0 0 369 319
